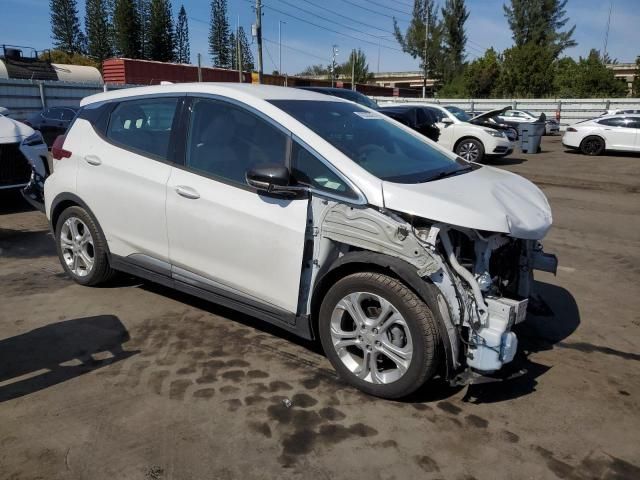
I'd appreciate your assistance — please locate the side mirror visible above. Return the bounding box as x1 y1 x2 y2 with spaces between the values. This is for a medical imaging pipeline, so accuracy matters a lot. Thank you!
246 164 306 196
441 117 453 125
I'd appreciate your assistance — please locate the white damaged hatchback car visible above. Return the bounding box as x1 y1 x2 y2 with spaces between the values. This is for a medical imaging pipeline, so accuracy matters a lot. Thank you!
43 84 557 399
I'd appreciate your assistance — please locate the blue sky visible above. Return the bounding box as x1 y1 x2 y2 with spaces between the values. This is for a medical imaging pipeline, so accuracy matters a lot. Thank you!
2 0 638 74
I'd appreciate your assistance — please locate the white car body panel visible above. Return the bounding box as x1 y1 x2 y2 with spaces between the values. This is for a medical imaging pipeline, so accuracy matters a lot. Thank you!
166 167 308 313
382 166 552 239
72 119 172 260
562 115 640 152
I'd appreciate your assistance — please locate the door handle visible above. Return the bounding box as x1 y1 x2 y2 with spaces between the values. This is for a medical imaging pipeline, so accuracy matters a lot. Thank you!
84 155 102 166
175 185 200 199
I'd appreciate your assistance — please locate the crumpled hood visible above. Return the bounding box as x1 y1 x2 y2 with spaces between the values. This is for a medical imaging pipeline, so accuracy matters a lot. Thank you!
382 166 552 239
0 115 34 143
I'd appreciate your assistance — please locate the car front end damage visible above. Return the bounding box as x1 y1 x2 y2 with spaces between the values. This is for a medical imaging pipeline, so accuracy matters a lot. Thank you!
306 181 556 383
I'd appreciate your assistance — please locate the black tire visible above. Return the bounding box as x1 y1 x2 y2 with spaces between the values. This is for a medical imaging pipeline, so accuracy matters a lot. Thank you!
55 205 115 286
455 138 485 163
580 136 605 156
318 272 439 399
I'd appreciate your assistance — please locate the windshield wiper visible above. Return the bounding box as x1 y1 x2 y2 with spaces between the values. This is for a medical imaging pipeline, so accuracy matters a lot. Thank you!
427 166 473 182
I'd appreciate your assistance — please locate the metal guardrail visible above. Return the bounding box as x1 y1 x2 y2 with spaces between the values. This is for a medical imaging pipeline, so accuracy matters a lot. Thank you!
0 78 141 120
371 97 640 126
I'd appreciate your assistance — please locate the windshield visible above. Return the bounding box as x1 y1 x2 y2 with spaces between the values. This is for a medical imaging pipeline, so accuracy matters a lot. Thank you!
523 110 537 118
444 106 471 122
270 100 470 183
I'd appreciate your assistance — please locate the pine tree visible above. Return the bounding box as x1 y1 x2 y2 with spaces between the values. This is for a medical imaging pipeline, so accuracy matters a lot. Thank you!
393 0 444 84
208 0 231 68
50 0 86 54
503 0 576 57
149 0 175 61
175 5 191 63
238 27 254 71
85 0 113 66
137 0 152 59
114 0 142 58
441 0 469 82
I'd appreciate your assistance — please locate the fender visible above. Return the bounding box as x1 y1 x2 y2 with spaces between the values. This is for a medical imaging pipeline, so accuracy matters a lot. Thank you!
49 192 111 255
312 250 459 380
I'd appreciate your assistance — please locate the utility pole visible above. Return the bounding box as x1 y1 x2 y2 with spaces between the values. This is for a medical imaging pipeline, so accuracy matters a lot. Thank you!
237 17 243 83
255 0 264 83
422 6 429 98
278 20 286 75
197 53 202 82
331 45 338 87
351 49 356 90
603 1 613 60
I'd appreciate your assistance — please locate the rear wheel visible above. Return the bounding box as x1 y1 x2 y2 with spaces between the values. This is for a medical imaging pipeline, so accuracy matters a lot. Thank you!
455 138 484 162
580 136 605 156
55 206 114 286
319 272 439 399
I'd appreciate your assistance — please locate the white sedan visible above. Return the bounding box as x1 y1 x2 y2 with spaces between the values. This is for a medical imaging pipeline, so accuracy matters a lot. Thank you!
562 114 640 155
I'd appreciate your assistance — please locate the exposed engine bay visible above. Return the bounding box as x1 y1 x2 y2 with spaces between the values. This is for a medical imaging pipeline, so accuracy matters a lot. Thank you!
303 198 557 381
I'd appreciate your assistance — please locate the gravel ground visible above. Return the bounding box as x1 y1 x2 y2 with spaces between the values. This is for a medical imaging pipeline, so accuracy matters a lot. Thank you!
1 136 639 479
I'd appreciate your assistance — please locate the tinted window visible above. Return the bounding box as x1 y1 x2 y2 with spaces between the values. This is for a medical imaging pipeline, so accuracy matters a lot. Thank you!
628 118 640 129
107 97 178 159
186 98 288 185
416 108 435 125
271 100 468 184
43 108 62 120
423 106 446 122
598 117 626 127
60 108 76 121
291 141 357 199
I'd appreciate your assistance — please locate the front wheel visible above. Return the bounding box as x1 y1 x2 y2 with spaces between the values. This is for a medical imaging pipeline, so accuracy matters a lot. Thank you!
455 138 485 162
319 272 439 399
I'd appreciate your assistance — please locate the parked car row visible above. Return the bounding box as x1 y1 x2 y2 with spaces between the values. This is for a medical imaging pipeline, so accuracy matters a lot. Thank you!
34 83 557 399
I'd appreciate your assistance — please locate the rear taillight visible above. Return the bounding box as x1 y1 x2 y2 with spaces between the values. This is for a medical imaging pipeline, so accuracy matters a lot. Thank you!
52 135 71 160
566 127 577 132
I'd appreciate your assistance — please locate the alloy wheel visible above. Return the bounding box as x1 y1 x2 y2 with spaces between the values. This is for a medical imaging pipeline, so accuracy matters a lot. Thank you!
458 141 480 161
329 292 413 385
60 217 95 277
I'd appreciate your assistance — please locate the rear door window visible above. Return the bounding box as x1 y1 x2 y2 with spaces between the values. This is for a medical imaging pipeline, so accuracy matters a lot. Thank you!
106 97 179 160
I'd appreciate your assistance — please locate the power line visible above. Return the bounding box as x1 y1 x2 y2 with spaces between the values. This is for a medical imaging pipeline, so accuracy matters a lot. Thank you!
263 40 278 71
337 0 412 21
263 36 327 62
253 1 406 52
273 0 399 46
367 0 412 16
296 0 398 35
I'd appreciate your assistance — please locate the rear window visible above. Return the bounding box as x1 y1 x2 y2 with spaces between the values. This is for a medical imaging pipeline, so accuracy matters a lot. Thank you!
106 97 178 160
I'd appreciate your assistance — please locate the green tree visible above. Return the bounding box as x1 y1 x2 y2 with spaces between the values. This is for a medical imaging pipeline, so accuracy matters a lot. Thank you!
149 0 175 61
298 64 330 76
238 27 254 71
50 0 86 54
114 0 142 58
394 0 444 84
495 42 555 97
85 0 113 66
440 0 469 82
503 0 576 58
229 31 237 70
175 5 190 64
209 0 231 68
39 49 99 68
340 49 373 84
137 0 152 59
463 48 502 97
554 49 628 97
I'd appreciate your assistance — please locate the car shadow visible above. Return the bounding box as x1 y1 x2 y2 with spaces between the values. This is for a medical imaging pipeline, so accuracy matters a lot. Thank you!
0 228 55 259
461 281 580 404
0 315 138 403
564 149 640 158
0 190 35 215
